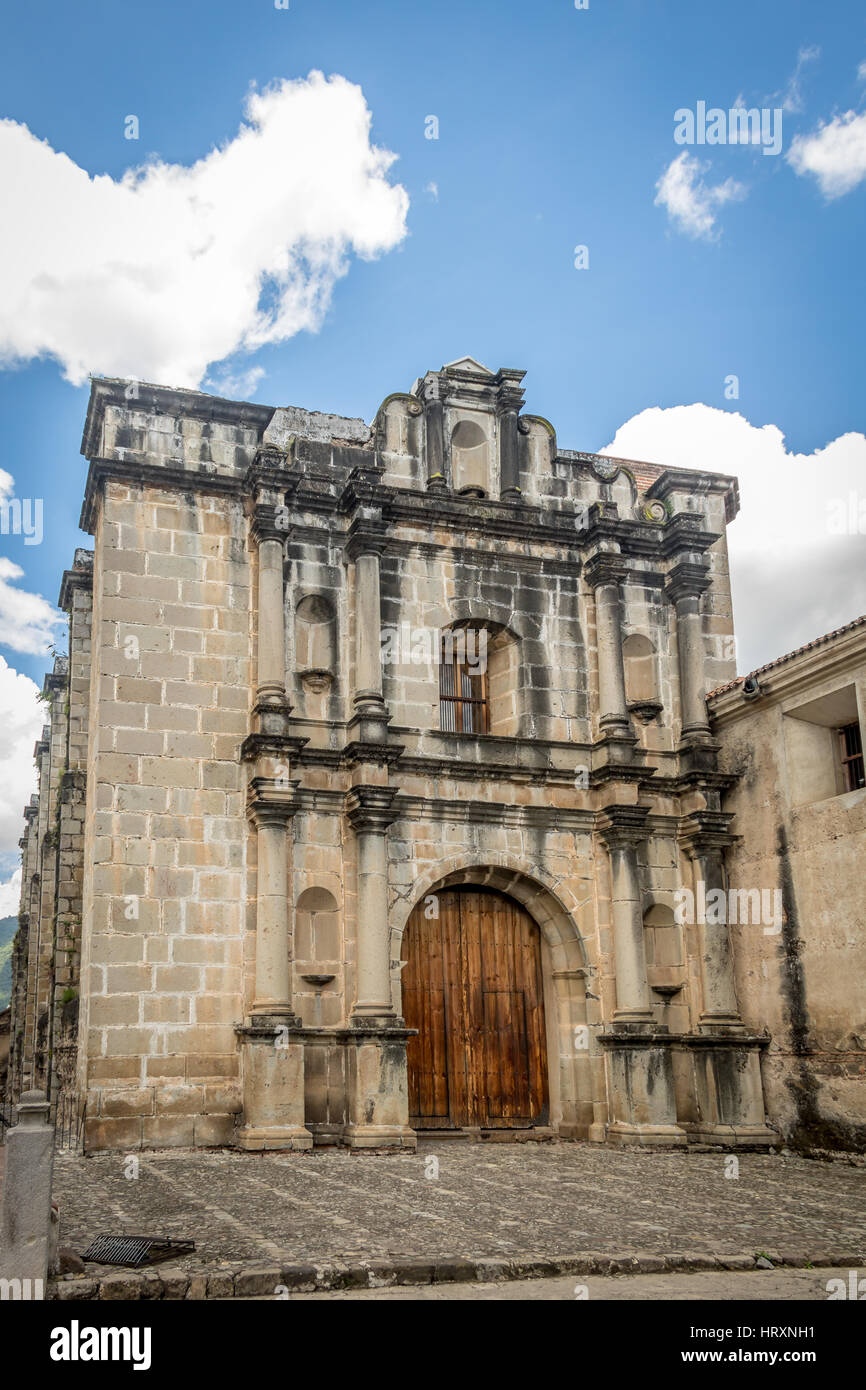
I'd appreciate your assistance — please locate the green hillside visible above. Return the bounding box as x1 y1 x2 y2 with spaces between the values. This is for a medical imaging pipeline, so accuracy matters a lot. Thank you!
0 915 17 1011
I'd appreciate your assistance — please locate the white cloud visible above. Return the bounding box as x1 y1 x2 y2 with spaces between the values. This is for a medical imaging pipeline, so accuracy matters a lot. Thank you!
0 72 409 388
654 153 746 239
778 45 821 114
857 61 866 83
204 365 266 400
0 865 21 918
602 404 866 672
0 558 64 655
424 181 439 201
0 657 43 863
787 109 866 198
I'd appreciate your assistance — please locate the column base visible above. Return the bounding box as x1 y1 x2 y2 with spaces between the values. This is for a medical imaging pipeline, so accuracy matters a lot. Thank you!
340 1026 416 1147
600 1032 682 1136
683 1122 778 1150
236 1125 313 1152
237 1023 312 1151
342 1123 417 1152
697 1013 745 1035
606 1120 688 1148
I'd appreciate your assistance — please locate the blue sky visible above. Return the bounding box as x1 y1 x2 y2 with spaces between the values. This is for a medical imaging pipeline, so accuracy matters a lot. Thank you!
0 0 864 888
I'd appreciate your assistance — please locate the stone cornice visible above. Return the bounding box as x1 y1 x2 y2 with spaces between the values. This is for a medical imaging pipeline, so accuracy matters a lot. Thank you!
646 468 739 524
81 376 273 460
390 794 596 831
240 733 309 764
58 550 94 609
79 454 244 534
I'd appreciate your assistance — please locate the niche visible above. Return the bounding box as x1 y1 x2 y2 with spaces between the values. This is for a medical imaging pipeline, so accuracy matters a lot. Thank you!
623 632 661 720
295 886 340 961
295 594 336 715
450 418 490 496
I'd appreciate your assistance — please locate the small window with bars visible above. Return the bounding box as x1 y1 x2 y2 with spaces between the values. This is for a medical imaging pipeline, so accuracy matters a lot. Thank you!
439 631 489 734
838 721 865 791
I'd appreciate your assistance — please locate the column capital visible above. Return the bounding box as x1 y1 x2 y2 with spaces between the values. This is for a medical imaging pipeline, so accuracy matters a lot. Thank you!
346 785 399 834
665 560 711 605
583 551 628 590
677 811 737 860
250 500 293 547
247 777 301 828
596 803 650 850
345 516 388 562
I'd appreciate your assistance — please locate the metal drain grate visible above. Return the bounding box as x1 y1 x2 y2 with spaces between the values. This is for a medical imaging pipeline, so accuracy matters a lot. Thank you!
81 1236 195 1268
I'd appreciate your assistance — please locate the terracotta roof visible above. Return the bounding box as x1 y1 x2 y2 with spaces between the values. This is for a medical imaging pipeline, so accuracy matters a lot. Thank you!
707 615 866 699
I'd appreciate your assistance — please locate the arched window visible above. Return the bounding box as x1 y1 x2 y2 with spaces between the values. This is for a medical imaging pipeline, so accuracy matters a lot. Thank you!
439 626 489 733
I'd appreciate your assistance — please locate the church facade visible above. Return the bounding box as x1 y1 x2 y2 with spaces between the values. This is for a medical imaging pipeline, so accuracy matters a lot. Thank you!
6 357 781 1152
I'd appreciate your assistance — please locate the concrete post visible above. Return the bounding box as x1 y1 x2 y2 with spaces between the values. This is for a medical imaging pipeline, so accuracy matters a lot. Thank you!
0 1090 54 1296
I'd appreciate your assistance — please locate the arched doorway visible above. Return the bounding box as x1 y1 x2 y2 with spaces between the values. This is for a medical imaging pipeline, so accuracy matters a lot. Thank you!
401 887 549 1131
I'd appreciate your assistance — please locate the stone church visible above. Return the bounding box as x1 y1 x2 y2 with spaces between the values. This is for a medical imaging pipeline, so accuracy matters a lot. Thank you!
10 354 852 1155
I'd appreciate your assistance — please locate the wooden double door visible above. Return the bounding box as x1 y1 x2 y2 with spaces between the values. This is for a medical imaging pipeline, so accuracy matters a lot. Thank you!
401 888 549 1130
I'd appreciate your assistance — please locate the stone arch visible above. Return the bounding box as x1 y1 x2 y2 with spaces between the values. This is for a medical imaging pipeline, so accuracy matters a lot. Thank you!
391 856 599 1139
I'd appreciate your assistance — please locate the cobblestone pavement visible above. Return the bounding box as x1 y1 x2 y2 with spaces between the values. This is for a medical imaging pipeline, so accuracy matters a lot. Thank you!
277 1267 857 1301
52 1142 866 1273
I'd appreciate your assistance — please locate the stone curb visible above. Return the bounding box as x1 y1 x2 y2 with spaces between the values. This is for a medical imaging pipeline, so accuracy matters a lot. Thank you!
48 1248 866 1300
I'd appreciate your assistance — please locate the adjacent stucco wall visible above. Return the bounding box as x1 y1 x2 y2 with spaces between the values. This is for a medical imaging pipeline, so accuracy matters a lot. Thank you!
712 649 866 1151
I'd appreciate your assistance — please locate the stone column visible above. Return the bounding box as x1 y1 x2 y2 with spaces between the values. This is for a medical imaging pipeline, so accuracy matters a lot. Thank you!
237 785 311 1152
251 796 295 1016
585 555 631 736
237 450 312 1151
598 808 686 1146
667 563 712 741
346 518 390 745
343 786 416 1150
425 396 446 488
679 827 742 1031
679 822 776 1147
348 788 399 1025
599 808 653 1024
499 407 521 499
250 469 293 737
